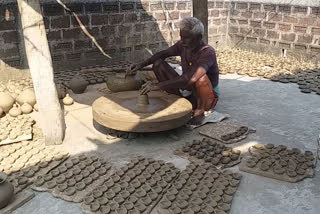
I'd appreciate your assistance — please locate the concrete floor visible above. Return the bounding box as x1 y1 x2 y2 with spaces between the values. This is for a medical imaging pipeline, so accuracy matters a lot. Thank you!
12 74 320 214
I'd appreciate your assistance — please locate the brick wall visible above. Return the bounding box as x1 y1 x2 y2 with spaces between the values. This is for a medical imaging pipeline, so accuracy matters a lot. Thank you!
208 0 230 48
228 2 320 61
42 0 194 70
0 2 25 71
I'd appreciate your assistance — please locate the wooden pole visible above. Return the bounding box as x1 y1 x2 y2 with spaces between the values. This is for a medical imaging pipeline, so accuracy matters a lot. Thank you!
192 0 208 44
17 0 65 145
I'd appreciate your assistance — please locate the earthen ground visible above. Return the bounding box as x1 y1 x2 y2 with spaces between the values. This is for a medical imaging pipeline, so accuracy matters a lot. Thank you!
11 74 320 214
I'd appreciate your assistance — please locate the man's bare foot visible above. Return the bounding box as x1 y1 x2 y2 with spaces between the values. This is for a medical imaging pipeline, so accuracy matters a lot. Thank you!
193 109 205 117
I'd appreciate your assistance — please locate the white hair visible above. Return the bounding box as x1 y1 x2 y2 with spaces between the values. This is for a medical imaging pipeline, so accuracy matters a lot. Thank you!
180 17 204 36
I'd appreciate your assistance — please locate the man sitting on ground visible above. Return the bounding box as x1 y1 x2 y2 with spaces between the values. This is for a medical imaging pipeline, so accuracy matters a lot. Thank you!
126 17 220 119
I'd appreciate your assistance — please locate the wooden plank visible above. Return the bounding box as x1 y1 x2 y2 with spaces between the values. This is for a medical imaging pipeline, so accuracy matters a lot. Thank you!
0 191 35 214
17 0 65 145
192 0 208 43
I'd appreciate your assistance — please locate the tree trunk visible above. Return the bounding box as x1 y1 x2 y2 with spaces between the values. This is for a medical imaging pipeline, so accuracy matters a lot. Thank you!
17 0 65 145
192 0 208 44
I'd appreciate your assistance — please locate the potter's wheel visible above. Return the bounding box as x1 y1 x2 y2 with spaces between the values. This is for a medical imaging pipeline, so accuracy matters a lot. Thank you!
92 91 192 132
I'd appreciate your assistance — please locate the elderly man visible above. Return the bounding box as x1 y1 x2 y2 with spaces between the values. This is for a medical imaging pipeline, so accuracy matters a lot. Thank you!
126 17 219 118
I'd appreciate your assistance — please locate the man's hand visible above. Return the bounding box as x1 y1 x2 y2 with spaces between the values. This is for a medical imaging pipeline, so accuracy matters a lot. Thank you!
140 81 160 95
126 63 144 77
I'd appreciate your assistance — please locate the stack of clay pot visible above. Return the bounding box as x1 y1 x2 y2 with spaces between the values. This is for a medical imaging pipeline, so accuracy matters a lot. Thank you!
0 78 36 117
216 48 318 79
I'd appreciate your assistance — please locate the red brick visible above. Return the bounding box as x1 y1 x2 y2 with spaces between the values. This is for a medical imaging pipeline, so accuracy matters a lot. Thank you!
71 16 89 27
294 44 307 50
294 26 307 33
260 39 270 44
231 10 240 16
250 21 261 28
164 3 175 10
91 14 108 26
279 42 291 49
85 3 102 13
208 2 215 9
42 4 64 16
0 46 19 58
221 18 227 25
238 19 248 25
109 14 124 25
103 2 120 12
74 40 92 49
241 11 253 19
215 2 224 8
168 11 180 20
180 11 191 19
297 34 313 43
66 52 82 61
253 28 266 37
154 12 166 21
310 46 320 53
229 26 239 34
219 26 227 34
118 25 132 35
237 3 248 10
267 30 279 39
299 17 315 26
279 24 291 32
140 13 153 22
281 33 296 42
312 28 320 35
0 20 16 31
263 22 276 29
101 26 116 35
124 13 138 23
120 2 134 11
253 12 266 19
136 3 149 11
210 10 220 17
51 16 70 29
283 15 298 24
267 13 282 22
311 7 320 16
212 19 221 25
150 3 162 11
177 3 187 10
47 30 61 41
293 6 308 14
127 34 142 44
247 37 257 43
264 5 276 12
220 9 228 17
2 31 18 43
278 5 291 14
52 42 73 51
240 27 251 34
230 18 237 24
250 3 261 11
209 27 218 34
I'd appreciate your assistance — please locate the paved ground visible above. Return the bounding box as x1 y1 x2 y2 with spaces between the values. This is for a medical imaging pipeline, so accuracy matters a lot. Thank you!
12 74 320 214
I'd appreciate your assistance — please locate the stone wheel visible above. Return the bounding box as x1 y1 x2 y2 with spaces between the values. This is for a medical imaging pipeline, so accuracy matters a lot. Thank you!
92 91 192 132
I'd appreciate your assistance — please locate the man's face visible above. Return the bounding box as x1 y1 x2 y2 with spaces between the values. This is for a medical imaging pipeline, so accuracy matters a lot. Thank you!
180 29 201 50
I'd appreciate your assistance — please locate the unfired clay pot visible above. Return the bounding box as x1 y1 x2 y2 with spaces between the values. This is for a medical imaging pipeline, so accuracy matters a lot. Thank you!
106 74 143 92
0 172 14 209
69 75 88 94
16 88 36 107
0 92 15 113
9 104 22 117
21 103 33 114
63 94 74 105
